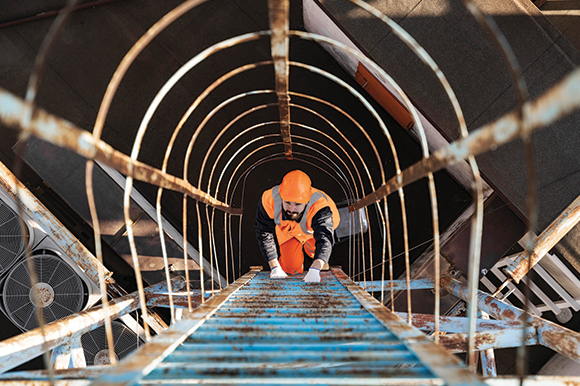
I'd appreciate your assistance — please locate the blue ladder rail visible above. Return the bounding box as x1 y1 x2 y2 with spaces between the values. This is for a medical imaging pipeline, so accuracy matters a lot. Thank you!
91 267 486 386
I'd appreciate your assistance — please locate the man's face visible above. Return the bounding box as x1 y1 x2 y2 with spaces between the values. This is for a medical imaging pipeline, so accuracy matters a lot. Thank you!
282 200 307 221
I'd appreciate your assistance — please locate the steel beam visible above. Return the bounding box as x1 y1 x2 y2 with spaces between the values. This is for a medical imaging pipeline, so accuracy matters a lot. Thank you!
504 194 580 283
441 275 580 363
0 277 184 374
438 328 538 353
395 313 521 333
0 160 112 286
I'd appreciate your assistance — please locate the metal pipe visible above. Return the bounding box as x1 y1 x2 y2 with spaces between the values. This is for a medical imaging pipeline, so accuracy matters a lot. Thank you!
0 277 184 374
505 194 580 283
441 275 580 363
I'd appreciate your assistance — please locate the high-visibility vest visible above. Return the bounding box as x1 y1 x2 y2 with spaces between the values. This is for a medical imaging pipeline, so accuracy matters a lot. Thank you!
262 185 340 246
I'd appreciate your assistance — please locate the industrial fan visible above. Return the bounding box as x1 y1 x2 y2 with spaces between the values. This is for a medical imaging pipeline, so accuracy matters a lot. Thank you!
81 320 142 365
1 250 87 331
0 198 29 277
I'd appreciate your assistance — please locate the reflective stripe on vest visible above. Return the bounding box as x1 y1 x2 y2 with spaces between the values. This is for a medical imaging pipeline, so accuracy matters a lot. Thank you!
272 185 325 235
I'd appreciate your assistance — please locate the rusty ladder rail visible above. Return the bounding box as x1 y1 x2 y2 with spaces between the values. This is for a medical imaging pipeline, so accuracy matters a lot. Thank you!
76 267 482 386
1 267 485 385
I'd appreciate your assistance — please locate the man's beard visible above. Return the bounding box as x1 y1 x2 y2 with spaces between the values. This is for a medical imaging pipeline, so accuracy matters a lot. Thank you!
285 210 302 221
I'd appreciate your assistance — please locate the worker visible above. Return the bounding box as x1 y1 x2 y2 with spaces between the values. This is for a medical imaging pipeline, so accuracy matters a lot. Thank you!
255 170 340 282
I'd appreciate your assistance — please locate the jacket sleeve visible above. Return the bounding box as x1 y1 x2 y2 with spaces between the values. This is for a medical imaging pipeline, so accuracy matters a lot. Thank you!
254 199 279 262
311 206 334 263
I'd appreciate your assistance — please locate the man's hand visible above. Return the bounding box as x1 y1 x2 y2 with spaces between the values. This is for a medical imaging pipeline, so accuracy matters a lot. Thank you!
270 266 288 279
304 267 321 283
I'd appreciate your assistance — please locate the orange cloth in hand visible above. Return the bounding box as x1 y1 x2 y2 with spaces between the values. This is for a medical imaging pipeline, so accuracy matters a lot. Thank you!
279 237 315 275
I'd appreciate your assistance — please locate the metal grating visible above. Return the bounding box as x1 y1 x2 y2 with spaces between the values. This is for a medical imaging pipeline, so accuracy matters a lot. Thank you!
137 271 438 385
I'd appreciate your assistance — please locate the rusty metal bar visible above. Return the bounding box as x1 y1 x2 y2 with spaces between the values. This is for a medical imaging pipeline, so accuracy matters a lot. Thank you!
438 328 538 353
85 159 117 364
358 279 434 292
50 341 72 370
106 281 168 335
331 268 487 386
0 159 112 285
349 67 580 212
123 177 151 340
394 313 521 333
268 0 292 158
89 267 261 386
505 194 580 283
70 337 86 369
0 88 241 214
441 275 580 363
147 292 205 309
0 277 184 374
481 344 498 377
480 312 498 377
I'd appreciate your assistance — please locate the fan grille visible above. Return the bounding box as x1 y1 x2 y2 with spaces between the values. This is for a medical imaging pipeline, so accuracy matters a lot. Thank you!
81 321 142 365
0 200 28 276
2 253 86 331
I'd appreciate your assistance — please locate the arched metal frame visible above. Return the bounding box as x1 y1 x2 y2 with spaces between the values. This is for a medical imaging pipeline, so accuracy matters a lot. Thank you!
2 0 579 382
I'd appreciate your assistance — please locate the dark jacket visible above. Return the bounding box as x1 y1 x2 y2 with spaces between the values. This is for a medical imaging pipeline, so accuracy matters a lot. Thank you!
254 200 334 263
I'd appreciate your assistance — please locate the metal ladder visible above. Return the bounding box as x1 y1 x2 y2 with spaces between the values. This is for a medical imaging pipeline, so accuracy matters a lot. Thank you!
90 268 484 386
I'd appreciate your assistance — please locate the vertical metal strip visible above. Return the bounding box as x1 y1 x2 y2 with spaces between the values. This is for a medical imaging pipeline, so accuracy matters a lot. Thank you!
268 0 292 158
480 312 498 377
86 162 117 363
70 336 87 369
50 342 72 370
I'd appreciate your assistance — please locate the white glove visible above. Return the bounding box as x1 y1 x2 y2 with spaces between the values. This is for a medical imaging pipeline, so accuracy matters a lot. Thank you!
304 267 321 283
270 266 288 279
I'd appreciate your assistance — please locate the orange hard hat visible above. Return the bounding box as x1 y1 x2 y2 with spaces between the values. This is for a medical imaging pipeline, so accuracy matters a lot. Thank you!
278 170 312 204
